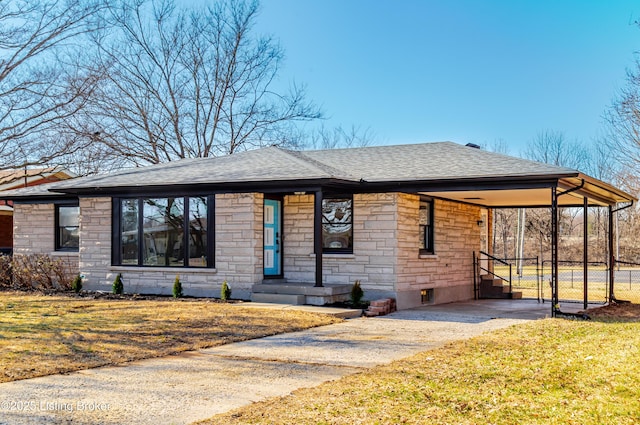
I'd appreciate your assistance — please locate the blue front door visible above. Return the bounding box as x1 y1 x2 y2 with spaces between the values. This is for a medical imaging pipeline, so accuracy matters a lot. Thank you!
264 199 282 276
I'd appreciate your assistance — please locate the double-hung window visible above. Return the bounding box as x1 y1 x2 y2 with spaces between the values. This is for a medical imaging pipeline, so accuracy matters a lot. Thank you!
55 205 80 251
419 198 434 254
114 196 213 267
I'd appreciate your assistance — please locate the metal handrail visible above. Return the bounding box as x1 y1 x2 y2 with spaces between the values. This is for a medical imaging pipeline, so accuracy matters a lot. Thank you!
477 250 512 294
615 259 640 267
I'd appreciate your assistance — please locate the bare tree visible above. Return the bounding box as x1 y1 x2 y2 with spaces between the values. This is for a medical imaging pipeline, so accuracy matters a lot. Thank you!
482 138 511 155
492 208 516 258
523 130 589 168
81 0 321 166
307 124 375 150
518 130 594 261
606 53 640 172
0 0 106 171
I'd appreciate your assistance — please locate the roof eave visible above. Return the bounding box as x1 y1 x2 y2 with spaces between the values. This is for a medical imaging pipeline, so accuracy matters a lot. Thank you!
355 173 579 193
50 173 588 198
51 177 363 197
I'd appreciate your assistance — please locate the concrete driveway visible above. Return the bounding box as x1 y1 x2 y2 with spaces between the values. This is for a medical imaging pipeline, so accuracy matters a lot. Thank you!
0 299 549 425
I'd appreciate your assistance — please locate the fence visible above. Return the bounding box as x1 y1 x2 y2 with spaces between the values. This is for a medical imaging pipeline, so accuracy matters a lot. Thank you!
613 260 640 303
484 255 640 304
541 260 609 305
494 259 609 304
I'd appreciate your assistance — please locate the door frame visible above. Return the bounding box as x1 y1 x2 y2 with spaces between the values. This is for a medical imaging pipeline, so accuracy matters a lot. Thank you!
263 195 283 277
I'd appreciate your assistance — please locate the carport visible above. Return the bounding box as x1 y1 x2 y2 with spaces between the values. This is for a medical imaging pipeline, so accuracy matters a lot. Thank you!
418 171 635 317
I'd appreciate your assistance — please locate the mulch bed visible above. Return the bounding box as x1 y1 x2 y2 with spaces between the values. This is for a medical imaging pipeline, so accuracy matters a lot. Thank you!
583 302 640 321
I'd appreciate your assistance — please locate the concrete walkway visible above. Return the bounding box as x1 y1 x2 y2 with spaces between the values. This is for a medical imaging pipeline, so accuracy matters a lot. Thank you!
0 300 550 425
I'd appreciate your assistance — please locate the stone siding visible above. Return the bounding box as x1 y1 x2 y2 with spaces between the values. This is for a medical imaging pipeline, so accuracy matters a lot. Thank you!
78 194 262 299
395 194 482 309
211 193 263 297
78 197 112 292
12 203 79 271
14 192 484 309
283 193 397 295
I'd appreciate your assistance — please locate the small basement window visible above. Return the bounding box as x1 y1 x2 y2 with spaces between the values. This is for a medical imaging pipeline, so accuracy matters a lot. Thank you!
421 288 434 304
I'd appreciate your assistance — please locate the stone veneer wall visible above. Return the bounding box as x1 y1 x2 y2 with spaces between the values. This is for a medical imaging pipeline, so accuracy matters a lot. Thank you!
79 194 263 299
395 194 482 309
16 192 483 306
212 193 263 298
13 203 79 271
283 193 482 309
283 193 397 298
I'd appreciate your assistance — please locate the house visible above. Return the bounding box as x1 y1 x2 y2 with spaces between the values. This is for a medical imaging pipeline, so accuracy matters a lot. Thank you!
1 142 634 310
0 168 75 254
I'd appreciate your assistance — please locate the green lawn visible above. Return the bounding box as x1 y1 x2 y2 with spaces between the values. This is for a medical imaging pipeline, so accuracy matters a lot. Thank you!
202 318 640 425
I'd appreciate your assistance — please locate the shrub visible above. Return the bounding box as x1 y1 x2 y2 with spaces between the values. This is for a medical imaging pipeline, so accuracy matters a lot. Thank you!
8 254 73 292
220 281 231 301
112 273 124 295
173 275 183 298
71 274 83 294
0 254 12 288
350 280 364 306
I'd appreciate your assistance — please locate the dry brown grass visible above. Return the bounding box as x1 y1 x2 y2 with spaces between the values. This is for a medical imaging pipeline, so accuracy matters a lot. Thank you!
203 307 640 425
0 291 341 383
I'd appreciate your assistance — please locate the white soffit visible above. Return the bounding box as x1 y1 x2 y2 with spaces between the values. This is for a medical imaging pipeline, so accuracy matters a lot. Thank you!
423 188 609 208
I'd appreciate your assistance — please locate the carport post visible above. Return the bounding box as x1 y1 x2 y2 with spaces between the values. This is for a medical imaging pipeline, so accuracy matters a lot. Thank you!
551 187 558 318
583 197 588 310
608 205 614 301
314 190 324 287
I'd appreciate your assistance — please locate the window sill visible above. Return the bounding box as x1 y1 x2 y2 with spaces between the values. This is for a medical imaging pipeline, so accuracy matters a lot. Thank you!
419 253 438 259
51 251 79 257
309 253 356 259
110 266 216 274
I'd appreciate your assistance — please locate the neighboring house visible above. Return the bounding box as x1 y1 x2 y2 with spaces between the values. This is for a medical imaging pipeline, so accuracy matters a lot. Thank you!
0 142 634 310
0 168 75 254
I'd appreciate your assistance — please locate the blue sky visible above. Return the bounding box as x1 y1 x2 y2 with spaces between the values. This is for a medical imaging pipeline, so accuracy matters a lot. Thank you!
255 0 640 154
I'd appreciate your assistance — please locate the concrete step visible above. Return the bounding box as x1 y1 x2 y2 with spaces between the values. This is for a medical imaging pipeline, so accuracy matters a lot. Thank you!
239 303 363 319
251 281 352 306
480 276 506 287
251 293 305 305
479 282 523 300
252 282 352 296
479 278 520 299
479 281 505 294
262 278 288 284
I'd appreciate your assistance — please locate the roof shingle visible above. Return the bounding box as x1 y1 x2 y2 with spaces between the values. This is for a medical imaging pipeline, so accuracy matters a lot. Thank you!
48 142 577 192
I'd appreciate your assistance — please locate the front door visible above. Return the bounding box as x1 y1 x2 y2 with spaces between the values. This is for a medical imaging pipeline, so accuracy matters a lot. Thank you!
263 199 282 276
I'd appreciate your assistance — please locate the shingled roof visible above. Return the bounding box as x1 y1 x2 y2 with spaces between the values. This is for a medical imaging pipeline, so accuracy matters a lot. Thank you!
302 142 578 182
46 142 575 189
0 142 634 207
